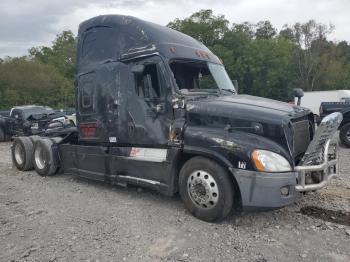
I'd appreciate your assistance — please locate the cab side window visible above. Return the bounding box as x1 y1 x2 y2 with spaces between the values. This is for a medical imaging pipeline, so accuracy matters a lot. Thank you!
136 64 162 100
78 73 96 114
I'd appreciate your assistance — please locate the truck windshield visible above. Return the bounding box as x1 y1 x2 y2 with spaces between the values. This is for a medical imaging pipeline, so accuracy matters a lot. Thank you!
170 60 236 94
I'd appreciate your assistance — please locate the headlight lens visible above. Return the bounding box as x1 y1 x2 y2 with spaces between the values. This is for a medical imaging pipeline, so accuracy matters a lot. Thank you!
252 150 292 172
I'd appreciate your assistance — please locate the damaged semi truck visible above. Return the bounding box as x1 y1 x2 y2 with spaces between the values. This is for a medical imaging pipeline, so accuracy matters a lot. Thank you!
11 15 343 222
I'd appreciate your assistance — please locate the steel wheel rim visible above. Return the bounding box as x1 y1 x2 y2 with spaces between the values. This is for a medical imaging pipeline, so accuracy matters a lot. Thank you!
14 143 24 165
187 170 219 209
35 146 46 170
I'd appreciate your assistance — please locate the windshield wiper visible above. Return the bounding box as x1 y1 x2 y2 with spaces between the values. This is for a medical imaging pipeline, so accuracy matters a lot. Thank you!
220 89 236 94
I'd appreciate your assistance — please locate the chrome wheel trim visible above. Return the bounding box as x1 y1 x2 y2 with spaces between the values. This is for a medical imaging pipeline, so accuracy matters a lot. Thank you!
187 170 219 209
34 146 46 170
14 143 24 165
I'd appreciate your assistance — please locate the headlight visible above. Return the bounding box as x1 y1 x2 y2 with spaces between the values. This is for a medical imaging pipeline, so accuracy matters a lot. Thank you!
252 150 292 172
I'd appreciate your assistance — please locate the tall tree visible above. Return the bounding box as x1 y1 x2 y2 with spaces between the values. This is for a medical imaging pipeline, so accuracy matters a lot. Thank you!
255 21 277 39
284 20 335 91
29 30 76 79
167 9 229 47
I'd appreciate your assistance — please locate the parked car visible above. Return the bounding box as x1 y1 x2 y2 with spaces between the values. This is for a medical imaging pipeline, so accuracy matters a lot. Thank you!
0 105 68 142
319 101 350 147
0 110 10 117
11 15 342 222
54 108 76 126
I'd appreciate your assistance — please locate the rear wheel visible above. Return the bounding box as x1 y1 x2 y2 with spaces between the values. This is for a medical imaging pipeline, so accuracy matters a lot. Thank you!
340 123 350 148
11 137 34 170
29 135 41 144
179 156 235 222
33 139 59 176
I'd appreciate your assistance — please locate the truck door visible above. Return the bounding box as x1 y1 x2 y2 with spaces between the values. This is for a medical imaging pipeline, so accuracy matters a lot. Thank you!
113 55 174 183
122 56 172 146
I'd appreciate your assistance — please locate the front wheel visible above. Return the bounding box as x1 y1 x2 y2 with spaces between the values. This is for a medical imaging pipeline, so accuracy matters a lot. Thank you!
339 123 350 148
179 156 235 222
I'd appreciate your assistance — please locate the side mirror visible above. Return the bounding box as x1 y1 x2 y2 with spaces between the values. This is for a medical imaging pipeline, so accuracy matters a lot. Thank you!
293 88 304 106
131 64 145 75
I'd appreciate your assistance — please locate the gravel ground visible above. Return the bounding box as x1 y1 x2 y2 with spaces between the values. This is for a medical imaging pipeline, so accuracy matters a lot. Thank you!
0 141 349 262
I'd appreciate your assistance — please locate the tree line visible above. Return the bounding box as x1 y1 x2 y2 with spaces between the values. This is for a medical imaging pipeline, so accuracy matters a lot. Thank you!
0 31 76 109
1 9 350 109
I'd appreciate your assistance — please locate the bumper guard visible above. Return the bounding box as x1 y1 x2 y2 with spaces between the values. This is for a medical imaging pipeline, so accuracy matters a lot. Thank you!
295 139 338 192
293 112 342 192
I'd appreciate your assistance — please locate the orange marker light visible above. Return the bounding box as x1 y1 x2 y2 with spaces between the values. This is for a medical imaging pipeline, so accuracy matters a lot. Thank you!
252 151 264 171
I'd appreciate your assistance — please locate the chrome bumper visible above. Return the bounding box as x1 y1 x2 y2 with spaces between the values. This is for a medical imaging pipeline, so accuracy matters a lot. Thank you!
293 112 342 192
295 139 338 192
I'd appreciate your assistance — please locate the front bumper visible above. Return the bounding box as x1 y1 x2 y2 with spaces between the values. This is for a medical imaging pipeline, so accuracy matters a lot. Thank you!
232 112 343 209
231 168 303 209
231 139 337 209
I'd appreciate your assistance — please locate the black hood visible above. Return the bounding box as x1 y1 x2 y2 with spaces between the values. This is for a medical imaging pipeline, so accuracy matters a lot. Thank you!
186 94 310 126
186 94 313 159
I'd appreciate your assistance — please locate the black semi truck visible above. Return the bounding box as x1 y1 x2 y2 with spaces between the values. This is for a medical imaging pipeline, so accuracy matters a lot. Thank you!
11 15 342 222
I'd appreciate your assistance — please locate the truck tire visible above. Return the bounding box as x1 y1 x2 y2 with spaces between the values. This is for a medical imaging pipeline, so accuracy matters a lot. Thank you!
339 123 350 148
29 135 41 144
11 137 34 171
0 127 4 142
179 156 235 222
33 139 59 176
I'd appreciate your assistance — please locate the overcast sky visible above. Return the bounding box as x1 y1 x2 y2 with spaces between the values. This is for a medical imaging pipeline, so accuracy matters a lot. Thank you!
1 0 349 58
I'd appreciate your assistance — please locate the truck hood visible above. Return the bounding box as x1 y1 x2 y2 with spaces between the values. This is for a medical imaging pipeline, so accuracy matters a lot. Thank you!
186 94 313 159
186 94 310 125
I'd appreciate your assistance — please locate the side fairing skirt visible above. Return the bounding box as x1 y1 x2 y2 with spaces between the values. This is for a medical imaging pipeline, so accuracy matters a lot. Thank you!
58 144 181 196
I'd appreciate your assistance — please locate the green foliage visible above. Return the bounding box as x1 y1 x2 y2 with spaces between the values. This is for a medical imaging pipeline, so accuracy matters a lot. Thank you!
0 57 73 109
167 9 229 46
29 31 76 79
0 31 76 109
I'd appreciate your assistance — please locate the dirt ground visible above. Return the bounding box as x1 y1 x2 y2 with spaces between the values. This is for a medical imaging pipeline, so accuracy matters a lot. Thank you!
0 141 349 262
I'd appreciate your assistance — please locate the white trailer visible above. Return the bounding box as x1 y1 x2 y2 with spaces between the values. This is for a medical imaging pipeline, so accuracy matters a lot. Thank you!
296 90 350 116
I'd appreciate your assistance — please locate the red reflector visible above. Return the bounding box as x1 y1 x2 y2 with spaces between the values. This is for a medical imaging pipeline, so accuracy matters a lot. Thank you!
79 122 98 138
